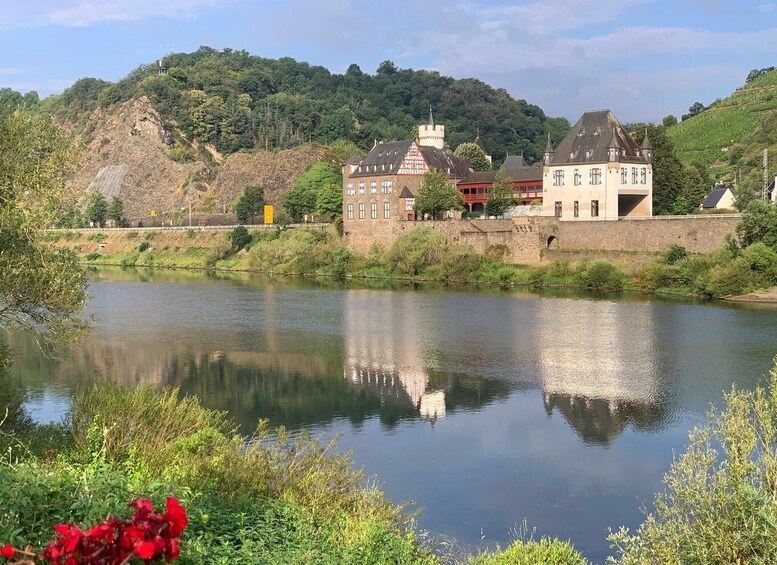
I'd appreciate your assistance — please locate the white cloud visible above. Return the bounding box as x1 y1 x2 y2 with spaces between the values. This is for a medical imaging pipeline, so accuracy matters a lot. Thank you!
0 68 23 76
0 0 225 29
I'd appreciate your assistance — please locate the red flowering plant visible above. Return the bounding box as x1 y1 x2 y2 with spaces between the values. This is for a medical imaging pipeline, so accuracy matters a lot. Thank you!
1 497 186 565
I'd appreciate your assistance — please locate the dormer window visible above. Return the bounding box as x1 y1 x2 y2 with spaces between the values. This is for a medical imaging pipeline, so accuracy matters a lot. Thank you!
578 128 585 136
585 150 592 159
592 127 601 136
569 151 576 160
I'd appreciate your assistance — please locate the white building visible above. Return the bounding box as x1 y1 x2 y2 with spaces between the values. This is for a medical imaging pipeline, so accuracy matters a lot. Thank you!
542 110 653 221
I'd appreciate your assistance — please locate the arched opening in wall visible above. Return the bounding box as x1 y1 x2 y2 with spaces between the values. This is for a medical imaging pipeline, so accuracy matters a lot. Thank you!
547 235 558 249
471 202 484 217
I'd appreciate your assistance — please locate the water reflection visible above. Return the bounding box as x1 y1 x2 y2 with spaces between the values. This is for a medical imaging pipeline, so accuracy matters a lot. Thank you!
534 298 667 444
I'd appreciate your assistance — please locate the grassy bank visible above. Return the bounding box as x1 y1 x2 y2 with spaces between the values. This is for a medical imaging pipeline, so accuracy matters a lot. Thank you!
49 225 777 300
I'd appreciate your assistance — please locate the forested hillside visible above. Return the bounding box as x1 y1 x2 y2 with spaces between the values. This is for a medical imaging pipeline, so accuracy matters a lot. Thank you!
4 46 568 165
668 67 777 190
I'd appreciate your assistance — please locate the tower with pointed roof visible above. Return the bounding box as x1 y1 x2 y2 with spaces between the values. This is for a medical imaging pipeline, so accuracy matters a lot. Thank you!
418 107 445 149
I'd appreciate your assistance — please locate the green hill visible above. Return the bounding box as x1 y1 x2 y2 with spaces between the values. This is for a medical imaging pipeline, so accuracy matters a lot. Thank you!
3 46 569 165
668 68 777 182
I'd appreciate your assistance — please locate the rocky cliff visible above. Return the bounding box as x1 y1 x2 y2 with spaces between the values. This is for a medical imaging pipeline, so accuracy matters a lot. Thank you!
70 97 337 225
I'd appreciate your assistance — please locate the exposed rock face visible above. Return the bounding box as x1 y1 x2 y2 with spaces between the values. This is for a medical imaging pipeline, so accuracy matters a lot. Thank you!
70 97 337 225
72 96 207 224
212 145 338 208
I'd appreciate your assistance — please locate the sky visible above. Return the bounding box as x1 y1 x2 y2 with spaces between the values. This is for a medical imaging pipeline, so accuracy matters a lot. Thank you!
0 0 775 123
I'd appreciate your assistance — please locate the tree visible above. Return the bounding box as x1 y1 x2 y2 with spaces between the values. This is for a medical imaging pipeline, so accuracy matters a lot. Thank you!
634 125 684 215
454 142 490 171
682 102 706 121
414 170 463 220
315 183 342 221
485 169 518 216
736 199 777 249
734 178 760 211
107 197 124 226
86 191 108 227
662 115 678 127
233 185 264 224
0 110 88 365
283 162 342 222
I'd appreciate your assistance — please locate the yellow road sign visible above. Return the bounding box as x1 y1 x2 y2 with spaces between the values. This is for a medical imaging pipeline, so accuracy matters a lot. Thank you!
264 205 273 225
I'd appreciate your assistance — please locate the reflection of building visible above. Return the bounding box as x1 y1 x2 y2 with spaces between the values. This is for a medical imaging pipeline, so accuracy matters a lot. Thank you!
535 298 665 444
344 289 446 421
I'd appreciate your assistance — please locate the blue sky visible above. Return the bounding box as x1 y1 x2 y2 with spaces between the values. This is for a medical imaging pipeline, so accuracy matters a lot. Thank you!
0 0 775 123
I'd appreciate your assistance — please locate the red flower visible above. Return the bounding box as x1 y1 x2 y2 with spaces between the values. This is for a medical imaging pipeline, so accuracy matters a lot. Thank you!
165 539 180 563
0 544 16 558
163 498 187 537
134 540 157 560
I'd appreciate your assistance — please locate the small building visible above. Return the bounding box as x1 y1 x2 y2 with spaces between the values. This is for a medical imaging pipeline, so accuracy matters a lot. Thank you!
541 110 653 220
768 175 776 203
342 111 470 229
701 183 736 210
457 154 543 215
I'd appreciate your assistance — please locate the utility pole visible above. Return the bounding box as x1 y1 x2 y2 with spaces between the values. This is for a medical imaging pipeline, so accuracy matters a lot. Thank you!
764 148 769 201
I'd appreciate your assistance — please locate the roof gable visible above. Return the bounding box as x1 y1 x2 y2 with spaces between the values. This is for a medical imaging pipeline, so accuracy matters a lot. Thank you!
701 186 732 208
351 140 413 177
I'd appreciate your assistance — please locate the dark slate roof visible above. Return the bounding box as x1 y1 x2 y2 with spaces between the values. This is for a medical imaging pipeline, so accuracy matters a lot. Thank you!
701 186 731 208
350 140 413 177
503 154 526 169
460 160 542 184
399 186 414 198
551 110 647 165
461 171 495 184
344 152 363 165
640 130 653 150
474 136 489 154
419 145 471 179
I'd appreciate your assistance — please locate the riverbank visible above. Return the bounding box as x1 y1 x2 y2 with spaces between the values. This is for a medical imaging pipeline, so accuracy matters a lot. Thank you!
46 225 777 301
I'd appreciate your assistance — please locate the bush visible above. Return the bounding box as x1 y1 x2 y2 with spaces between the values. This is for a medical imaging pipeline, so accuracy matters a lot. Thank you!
138 241 150 253
700 258 764 298
473 537 587 565
203 238 233 269
579 260 626 291
84 252 101 262
610 359 777 564
247 229 334 274
663 244 689 265
230 226 251 251
741 242 777 279
385 228 444 277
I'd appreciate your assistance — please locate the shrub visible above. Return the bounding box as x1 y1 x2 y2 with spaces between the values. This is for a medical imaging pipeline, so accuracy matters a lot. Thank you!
247 229 334 274
203 238 233 269
663 244 689 265
474 537 587 565
84 252 101 262
138 241 150 253
610 359 777 564
579 260 626 291
700 258 764 298
331 245 352 279
385 228 444 277
125 231 139 240
186 228 197 239
741 242 777 278
230 226 251 251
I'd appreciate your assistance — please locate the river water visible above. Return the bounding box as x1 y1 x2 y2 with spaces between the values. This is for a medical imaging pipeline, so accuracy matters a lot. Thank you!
7 269 777 561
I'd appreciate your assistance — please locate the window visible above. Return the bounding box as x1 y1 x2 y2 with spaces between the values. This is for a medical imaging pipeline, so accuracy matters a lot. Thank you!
358 203 365 219
383 202 391 219
370 202 378 219
347 203 353 220
358 181 365 195
574 169 581 185
555 201 562 217
591 200 599 217
370 181 377 195
381 180 392 194
589 168 602 185
620 167 627 184
632 167 637 184
640 167 647 184
552 170 565 186
346 183 354 196
574 201 579 217
585 149 592 159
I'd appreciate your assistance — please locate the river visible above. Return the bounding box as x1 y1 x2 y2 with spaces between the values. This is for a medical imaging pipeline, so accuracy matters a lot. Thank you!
7 269 777 562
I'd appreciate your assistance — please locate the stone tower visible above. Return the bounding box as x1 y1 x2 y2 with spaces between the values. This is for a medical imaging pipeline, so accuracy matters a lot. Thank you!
418 107 445 149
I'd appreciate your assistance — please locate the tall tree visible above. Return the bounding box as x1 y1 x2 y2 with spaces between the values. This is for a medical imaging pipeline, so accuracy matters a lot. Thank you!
485 170 518 216
283 162 341 222
86 192 108 227
414 170 463 220
233 185 265 223
0 110 88 365
454 142 490 171
315 183 342 221
107 197 125 226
